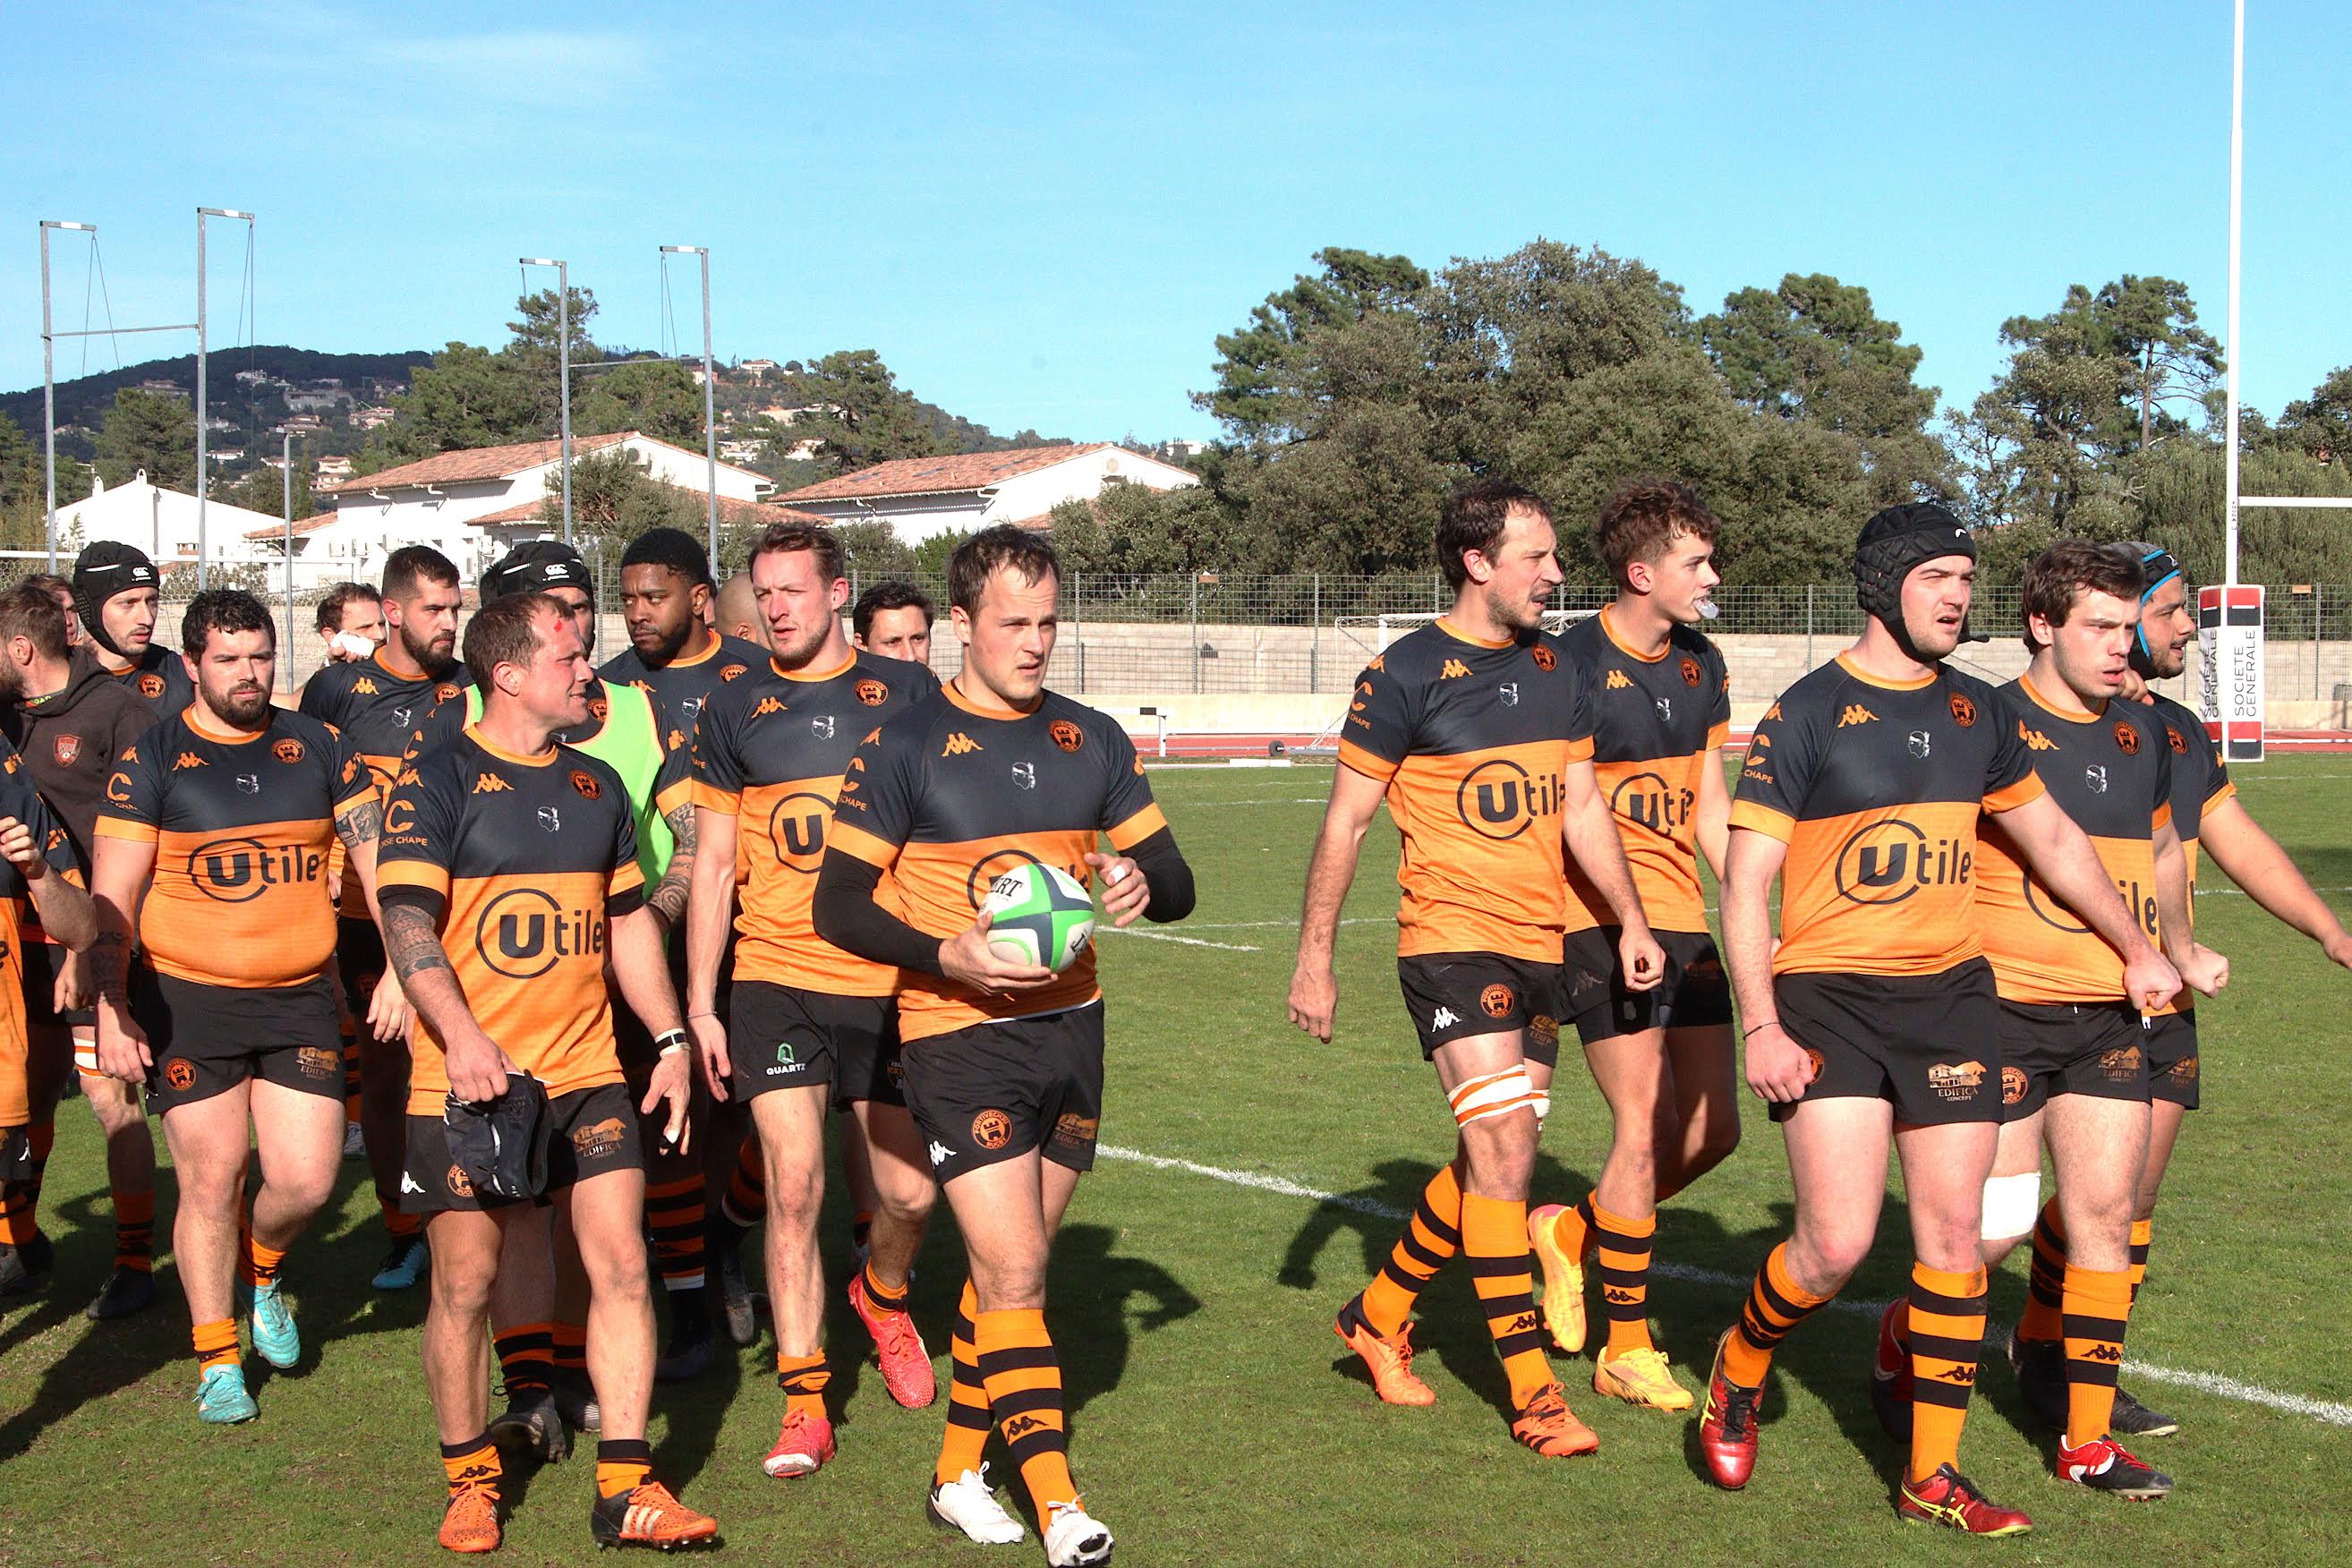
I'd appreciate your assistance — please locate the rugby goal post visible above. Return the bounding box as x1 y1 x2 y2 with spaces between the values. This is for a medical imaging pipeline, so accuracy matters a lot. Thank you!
1297 608 1600 757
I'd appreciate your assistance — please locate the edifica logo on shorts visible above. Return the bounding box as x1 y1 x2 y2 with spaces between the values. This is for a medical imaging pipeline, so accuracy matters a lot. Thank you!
186 838 326 902
1927 1061 1986 1101
571 1118 626 1159
474 888 605 979
1454 759 1563 842
1832 820 1970 905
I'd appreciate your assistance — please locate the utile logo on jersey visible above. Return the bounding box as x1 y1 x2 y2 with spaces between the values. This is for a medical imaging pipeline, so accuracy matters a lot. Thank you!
1454 759 1564 841
1610 770 1695 834
187 838 327 901
1833 819 1972 906
474 889 606 978
768 792 832 871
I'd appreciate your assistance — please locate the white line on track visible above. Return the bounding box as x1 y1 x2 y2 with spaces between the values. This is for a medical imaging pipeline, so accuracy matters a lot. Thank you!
1096 928 1264 951
1097 1143 2352 1429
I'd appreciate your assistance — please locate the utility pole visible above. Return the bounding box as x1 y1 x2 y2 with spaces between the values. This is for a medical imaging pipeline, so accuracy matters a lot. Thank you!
197 207 254 590
660 245 720 567
521 258 573 542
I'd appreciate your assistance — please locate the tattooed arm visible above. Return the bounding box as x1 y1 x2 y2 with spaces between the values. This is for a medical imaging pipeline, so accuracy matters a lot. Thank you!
336 795 411 1041
646 798 696 934
379 897 512 1103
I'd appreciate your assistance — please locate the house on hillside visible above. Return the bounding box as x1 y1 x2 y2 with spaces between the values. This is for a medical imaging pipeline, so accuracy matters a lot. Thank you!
48 472 293 575
300 430 773 582
772 443 1198 542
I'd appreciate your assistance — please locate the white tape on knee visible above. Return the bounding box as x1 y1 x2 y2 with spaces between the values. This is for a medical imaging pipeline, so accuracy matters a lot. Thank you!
1981 1172 2042 1241
1449 1067 1541 1129
1530 1093 1551 1131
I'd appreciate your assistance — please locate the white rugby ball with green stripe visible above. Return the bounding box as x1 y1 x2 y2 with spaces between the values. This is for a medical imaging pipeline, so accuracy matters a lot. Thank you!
980 862 1096 973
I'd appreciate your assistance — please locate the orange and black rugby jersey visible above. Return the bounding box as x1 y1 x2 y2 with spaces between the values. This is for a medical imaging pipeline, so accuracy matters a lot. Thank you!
95 706 370 989
828 684 1165 1042
691 650 939 995
376 729 643 1112
1977 677 2172 1005
1336 620 1595 965
1561 608 1731 935
0 739 86 1124
302 653 467 916
2146 691 2234 1017
600 634 768 745
1730 654 2044 978
108 645 195 722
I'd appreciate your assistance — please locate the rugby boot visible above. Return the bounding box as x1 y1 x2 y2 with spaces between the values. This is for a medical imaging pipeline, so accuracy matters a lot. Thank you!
1697 1328 1761 1489
1334 1293 1434 1407
762 1409 835 1478
2007 1329 2070 1434
1870 1298 1913 1443
85 1265 158 1321
1043 1500 1114 1566
927 1463 1026 1545
372 1233 430 1291
2109 1385 2179 1438
848 1270 936 1409
553 1368 601 1434
589 1480 720 1551
2056 1436 2173 1500
1897 1464 2032 1535
194 1362 259 1425
713 1240 758 1348
1526 1203 1589 1354
249 1278 301 1370
439 1484 503 1554
1509 1381 1599 1457
488 1387 570 1464
1593 1344 1692 1411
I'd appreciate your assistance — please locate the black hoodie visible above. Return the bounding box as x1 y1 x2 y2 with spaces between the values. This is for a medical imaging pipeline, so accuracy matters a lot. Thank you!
4 650 163 868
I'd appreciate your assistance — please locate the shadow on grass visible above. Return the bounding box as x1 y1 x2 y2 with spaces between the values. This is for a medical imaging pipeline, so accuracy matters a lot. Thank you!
0 1188 179 1462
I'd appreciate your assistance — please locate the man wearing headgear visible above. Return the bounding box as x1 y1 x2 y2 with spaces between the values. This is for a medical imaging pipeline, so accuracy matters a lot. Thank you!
1998 542 2352 1444
1693 503 2177 1535
71 543 193 720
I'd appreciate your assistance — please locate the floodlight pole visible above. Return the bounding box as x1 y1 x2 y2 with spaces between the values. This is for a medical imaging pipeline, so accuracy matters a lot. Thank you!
197 207 255 590
660 245 720 567
521 258 573 542
2222 0 2244 587
284 427 296 677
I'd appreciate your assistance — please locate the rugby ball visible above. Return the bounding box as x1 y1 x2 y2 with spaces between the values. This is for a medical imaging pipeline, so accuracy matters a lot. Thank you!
979 862 1096 973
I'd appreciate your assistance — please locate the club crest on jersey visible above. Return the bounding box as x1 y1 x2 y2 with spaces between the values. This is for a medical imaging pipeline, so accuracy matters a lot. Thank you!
1949 691 1978 727
1049 720 1084 752
1498 682 1519 707
272 738 305 764
51 734 80 766
2114 720 2141 755
1530 645 1555 671
538 806 561 833
721 664 746 682
2085 764 2109 794
139 673 166 698
1680 655 1702 687
854 678 889 706
1907 730 1931 760
234 773 260 795
1011 762 1037 790
570 769 601 800
808 713 835 741
436 684 460 703
588 695 609 724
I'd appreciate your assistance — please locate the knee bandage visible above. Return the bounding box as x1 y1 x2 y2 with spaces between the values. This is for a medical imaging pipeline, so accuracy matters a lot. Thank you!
1449 1067 1544 1129
1980 1172 2042 1241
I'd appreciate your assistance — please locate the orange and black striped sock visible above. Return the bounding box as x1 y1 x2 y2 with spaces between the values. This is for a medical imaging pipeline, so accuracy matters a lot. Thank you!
1591 1200 1657 1357
495 1320 555 1396
936 1281 993 1487
594 1438 652 1499
23 1121 52 1213
1722 1241 1836 1388
2127 1218 2153 1302
441 1435 501 1497
776 1350 831 1420
242 1231 286 1291
861 1260 910 1315
1549 1194 1597 1262
975 1308 1078 1514
2061 1265 2134 1447
0 1122 47 1248
2017 1199 2067 1344
720 1138 767 1228
553 1320 588 1376
380 1197 422 1243
1461 1192 1553 1408
1906 1263 1988 1485
113 1189 155 1272
192 1317 241 1375
646 1176 708 1292
1359 1163 1461 1337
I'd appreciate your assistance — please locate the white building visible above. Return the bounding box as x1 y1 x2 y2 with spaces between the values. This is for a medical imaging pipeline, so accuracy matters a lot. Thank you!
49 471 294 575
773 443 1199 542
278 430 774 584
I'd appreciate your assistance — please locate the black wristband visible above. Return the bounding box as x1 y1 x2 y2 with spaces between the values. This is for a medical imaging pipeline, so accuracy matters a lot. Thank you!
1742 1020 1780 1039
653 1028 689 1056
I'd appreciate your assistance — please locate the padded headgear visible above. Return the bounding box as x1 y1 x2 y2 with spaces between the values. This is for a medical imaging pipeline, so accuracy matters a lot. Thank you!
71 541 160 659
481 539 592 603
1853 502 1976 661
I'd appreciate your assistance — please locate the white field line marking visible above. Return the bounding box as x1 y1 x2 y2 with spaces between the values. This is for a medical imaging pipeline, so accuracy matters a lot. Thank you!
1171 916 1384 932
1179 797 1335 806
1096 1144 2352 1428
1095 928 1263 952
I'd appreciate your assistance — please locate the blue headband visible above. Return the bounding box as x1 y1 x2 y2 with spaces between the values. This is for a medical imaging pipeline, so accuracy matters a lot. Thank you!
2135 548 2183 660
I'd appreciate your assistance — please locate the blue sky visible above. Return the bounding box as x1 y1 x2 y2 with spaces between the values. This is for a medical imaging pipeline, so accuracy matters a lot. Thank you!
4 1 2345 444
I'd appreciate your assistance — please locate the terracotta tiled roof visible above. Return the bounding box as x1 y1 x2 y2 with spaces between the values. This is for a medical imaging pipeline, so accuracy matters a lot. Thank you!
319 431 633 496
774 444 1106 504
470 495 832 529
242 514 340 541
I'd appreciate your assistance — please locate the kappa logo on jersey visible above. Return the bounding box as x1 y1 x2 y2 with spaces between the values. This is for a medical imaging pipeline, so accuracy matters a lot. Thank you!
1833 819 1972 906
44 827 65 854
1680 655 1703 687
353 677 379 695
1605 669 1635 690
1837 703 1877 728
927 1140 951 1167
1049 720 1084 752
569 769 601 799
272 737 305 764
1949 691 1978 728
173 751 208 771
1908 729 1931 760
473 772 512 794
51 734 81 767
942 731 982 757
2114 720 2141 755
669 729 687 752
1439 659 1470 679
1454 758 1563 841
1530 644 1555 671
186 838 327 902
474 888 605 979
1762 702 1782 722
752 695 786 718
854 678 889 706
2017 720 2058 752
1431 1006 1460 1030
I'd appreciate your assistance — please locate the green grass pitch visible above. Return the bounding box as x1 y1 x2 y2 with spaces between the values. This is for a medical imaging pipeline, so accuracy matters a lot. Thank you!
1 755 2347 1566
